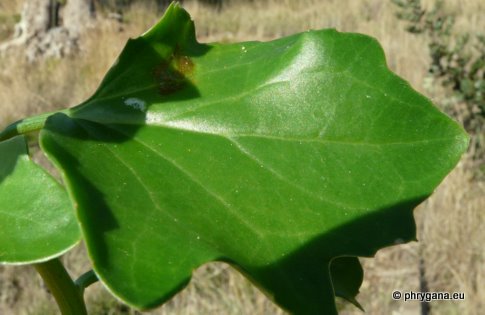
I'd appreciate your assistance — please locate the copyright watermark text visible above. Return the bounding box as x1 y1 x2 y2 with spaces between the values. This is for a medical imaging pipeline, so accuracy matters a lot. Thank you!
392 290 465 302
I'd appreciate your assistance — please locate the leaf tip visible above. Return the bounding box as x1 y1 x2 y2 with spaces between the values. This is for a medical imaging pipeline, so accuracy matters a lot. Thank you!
141 1 197 47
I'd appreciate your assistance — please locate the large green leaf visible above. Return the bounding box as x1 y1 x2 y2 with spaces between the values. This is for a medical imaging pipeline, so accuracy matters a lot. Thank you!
0 136 80 264
39 3 468 314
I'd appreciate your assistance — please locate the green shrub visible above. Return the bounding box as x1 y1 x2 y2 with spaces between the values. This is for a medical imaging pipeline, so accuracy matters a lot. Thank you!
392 0 485 165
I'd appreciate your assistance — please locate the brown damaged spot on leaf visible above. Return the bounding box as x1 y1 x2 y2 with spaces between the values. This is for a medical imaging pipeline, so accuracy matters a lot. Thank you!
153 50 194 96
176 55 194 75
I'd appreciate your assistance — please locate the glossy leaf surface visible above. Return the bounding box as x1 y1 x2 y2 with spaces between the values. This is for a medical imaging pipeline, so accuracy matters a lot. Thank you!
40 3 468 314
0 136 80 264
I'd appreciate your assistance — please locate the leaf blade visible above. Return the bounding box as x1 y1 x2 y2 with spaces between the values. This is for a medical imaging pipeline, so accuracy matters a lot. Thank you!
0 136 80 264
40 3 468 313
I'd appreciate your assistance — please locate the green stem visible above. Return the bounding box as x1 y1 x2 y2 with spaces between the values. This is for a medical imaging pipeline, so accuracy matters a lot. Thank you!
34 258 88 315
0 109 68 141
75 270 99 295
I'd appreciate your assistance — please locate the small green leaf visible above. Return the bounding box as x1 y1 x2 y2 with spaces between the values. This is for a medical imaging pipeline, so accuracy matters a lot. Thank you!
40 3 468 314
0 136 80 264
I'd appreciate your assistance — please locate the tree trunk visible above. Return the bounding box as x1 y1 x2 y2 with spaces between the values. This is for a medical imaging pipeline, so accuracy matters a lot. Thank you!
0 0 95 61
64 0 96 36
7 0 51 44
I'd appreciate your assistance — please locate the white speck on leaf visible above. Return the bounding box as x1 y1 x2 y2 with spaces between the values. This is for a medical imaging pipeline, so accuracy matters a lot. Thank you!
124 98 146 112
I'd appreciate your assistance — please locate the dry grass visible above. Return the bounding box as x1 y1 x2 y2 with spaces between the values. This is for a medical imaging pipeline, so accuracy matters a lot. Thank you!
353 158 485 315
0 0 484 314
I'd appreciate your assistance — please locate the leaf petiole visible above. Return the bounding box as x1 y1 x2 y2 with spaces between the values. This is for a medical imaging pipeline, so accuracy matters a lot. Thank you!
0 109 68 141
75 269 99 295
34 258 88 315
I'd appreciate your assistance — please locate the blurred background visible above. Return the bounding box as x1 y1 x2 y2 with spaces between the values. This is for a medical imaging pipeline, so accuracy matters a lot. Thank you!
0 0 483 314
